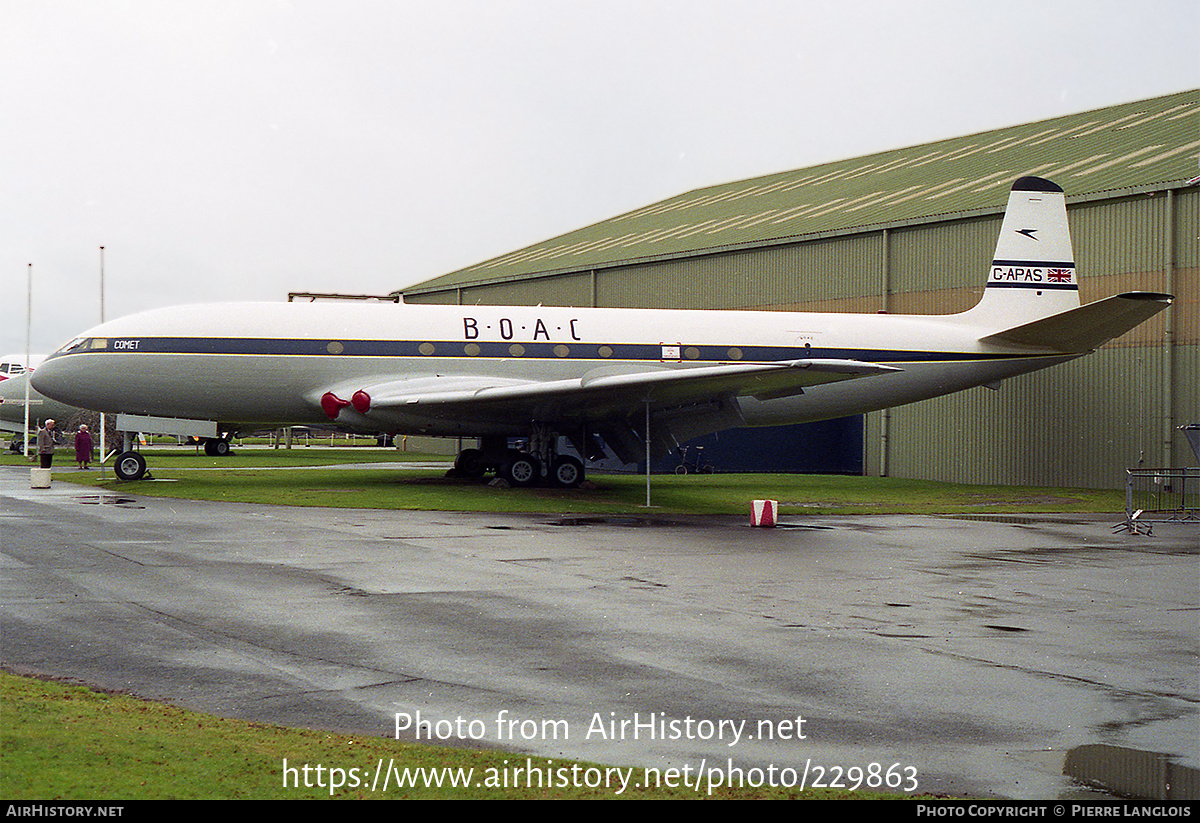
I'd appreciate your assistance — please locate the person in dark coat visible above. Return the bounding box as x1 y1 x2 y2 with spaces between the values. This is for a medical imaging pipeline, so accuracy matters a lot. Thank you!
74 424 94 469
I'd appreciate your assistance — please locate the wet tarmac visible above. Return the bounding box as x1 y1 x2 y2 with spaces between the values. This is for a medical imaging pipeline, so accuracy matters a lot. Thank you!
1 465 1196 798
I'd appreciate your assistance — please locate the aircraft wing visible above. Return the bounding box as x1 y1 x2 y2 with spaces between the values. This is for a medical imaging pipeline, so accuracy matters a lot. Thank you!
342 358 899 425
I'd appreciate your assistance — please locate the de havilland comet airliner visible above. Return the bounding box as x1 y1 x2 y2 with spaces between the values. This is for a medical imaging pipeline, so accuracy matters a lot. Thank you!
32 177 1172 485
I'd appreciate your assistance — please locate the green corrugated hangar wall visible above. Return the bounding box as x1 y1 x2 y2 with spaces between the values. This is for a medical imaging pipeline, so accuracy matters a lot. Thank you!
402 91 1199 489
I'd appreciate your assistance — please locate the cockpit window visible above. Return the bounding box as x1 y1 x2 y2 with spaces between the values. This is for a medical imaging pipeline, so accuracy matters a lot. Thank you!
56 338 89 354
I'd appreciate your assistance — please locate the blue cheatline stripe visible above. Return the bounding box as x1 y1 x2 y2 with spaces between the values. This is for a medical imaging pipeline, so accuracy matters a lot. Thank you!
63 336 1047 365
991 259 1075 268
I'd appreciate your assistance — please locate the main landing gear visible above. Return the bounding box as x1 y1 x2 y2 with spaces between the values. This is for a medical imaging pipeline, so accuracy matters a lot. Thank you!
187 435 234 456
203 436 232 457
451 432 586 488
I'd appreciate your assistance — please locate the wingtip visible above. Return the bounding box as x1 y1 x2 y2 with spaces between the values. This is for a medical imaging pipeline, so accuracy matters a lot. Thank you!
1114 291 1173 303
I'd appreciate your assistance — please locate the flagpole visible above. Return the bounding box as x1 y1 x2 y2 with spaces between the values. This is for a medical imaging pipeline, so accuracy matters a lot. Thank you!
99 247 107 479
24 264 32 458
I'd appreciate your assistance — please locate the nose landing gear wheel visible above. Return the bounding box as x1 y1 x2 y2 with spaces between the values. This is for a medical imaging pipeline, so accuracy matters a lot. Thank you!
114 451 147 482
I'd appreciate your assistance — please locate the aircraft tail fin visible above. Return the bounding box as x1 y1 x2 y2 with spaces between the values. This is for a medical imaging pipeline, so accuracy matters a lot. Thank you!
960 176 1080 329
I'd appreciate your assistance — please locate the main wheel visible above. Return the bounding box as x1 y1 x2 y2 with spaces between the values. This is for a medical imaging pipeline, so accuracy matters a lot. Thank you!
204 438 232 457
500 453 540 487
113 451 147 482
549 455 585 488
454 448 487 478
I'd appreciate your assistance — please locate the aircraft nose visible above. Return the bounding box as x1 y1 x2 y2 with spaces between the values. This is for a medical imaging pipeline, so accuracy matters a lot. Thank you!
30 355 82 406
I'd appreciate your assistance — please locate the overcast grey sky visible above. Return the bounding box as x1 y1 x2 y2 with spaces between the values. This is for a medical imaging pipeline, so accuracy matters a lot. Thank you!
4 0 1198 354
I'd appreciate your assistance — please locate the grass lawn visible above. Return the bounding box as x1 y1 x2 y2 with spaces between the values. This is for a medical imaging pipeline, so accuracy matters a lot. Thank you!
1 671 915 800
4 446 1124 515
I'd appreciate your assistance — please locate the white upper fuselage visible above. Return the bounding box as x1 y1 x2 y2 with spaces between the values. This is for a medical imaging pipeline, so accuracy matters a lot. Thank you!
32 300 1070 436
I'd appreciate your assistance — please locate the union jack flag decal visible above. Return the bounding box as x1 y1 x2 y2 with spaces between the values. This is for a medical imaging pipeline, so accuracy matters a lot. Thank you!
1046 268 1073 283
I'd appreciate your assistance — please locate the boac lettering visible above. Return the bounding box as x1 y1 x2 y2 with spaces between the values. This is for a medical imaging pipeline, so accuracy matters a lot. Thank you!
461 317 583 343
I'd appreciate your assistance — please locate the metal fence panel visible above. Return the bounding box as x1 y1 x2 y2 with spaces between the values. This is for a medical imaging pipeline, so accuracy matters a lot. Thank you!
1122 468 1199 533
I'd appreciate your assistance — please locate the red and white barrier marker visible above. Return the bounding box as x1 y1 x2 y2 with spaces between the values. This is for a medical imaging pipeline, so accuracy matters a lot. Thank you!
750 499 777 527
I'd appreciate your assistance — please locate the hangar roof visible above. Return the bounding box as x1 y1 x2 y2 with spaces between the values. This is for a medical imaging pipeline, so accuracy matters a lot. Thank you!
403 89 1199 297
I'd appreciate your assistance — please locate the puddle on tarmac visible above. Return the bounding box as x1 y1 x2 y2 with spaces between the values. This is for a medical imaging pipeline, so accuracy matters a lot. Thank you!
1063 743 1198 800
947 514 1082 525
546 516 687 528
72 494 145 509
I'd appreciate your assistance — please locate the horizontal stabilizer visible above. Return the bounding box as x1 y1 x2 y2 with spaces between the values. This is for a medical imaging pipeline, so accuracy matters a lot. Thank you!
980 292 1172 352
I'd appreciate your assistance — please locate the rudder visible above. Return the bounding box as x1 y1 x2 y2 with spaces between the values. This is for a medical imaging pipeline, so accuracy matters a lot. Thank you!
961 176 1080 329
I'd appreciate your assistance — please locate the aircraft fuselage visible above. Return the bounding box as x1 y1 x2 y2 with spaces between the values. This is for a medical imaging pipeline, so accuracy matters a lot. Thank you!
34 300 1071 436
